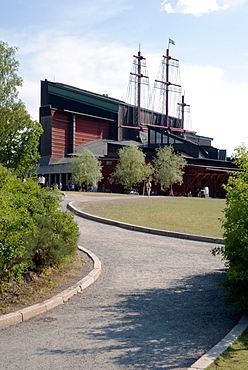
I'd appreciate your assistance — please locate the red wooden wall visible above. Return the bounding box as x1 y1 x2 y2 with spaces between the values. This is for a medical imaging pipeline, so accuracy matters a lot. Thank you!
51 111 110 158
75 116 109 146
52 111 69 158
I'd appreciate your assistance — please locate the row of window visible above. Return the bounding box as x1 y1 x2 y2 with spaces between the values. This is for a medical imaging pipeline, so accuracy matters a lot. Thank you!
149 130 183 145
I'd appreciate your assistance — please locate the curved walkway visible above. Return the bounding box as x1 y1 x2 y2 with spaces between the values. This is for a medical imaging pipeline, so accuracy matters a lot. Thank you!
0 195 243 369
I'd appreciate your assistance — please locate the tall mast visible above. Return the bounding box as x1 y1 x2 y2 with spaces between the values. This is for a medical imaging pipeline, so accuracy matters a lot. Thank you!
130 48 148 131
178 94 190 130
155 48 181 128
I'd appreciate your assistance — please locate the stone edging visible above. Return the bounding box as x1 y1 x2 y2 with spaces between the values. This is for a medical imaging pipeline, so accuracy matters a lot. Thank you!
68 201 224 244
0 246 101 330
187 314 248 369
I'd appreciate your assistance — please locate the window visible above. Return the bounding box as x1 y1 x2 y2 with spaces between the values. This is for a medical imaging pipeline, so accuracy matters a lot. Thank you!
161 133 168 145
156 133 161 144
150 130 155 144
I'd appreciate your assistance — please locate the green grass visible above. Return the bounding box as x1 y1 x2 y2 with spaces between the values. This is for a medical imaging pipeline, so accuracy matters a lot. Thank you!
63 191 132 197
76 196 225 238
206 328 248 370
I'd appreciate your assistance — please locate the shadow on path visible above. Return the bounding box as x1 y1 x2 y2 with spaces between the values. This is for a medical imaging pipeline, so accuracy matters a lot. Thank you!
85 271 239 369
39 271 240 369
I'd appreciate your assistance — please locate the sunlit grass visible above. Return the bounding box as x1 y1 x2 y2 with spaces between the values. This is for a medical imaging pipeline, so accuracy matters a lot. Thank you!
206 328 248 370
76 196 225 238
63 191 132 197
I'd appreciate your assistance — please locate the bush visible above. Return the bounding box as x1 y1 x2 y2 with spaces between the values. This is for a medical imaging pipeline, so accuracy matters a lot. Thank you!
0 165 79 290
212 145 248 312
23 212 79 271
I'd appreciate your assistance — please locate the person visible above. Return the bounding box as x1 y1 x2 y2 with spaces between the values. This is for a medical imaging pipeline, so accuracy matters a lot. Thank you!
38 174 46 187
146 180 152 197
87 185 93 192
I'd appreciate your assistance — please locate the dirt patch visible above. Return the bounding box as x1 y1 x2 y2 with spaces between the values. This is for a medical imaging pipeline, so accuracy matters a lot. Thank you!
0 250 93 315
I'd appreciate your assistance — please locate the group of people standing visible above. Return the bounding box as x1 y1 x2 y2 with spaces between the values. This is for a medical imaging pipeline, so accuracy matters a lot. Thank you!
38 174 153 196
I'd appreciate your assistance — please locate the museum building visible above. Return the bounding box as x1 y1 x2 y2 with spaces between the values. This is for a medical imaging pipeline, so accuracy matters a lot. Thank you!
38 78 237 197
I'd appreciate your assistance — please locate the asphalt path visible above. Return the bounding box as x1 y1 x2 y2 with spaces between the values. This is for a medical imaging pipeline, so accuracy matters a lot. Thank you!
0 195 240 369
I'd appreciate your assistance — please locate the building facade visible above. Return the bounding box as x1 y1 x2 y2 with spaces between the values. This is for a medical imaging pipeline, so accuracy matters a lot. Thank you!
38 80 237 197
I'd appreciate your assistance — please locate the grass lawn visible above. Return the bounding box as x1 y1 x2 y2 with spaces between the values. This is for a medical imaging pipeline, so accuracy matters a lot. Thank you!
206 328 248 370
63 191 131 197
76 195 226 238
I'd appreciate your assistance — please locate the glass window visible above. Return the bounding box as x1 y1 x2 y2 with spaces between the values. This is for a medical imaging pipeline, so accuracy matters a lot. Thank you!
156 133 161 144
162 133 168 144
150 130 155 144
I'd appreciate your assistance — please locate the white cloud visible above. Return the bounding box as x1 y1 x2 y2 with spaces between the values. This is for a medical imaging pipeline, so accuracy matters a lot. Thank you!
161 0 247 16
180 63 248 155
16 33 133 120
14 31 248 156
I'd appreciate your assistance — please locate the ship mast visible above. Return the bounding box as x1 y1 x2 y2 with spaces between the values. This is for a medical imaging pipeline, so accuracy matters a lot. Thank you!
130 48 149 132
178 94 190 131
154 48 181 129
122 43 192 137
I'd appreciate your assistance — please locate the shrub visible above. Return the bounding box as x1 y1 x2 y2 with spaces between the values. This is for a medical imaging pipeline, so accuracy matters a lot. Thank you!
23 212 79 271
0 167 30 283
212 145 248 312
0 165 79 291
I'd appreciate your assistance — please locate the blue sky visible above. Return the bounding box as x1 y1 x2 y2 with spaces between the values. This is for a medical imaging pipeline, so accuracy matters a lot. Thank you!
1 0 248 155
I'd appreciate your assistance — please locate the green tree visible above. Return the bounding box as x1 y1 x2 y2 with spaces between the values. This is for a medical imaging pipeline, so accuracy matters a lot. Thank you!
153 145 186 194
212 144 248 312
110 144 153 188
71 148 103 188
0 40 43 174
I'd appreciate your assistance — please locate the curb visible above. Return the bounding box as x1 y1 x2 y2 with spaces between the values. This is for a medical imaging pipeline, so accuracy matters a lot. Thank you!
187 314 248 369
0 246 101 330
68 201 224 245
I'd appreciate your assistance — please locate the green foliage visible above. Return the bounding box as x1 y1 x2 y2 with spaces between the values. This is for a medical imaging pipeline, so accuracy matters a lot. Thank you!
212 144 248 312
23 212 79 271
0 165 79 290
71 148 103 187
0 40 22 104
110 144 154 188
0 40 43 175
153 145 186 193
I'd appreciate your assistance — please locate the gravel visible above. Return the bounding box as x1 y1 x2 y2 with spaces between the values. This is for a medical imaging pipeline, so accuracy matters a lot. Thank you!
0 195 240 370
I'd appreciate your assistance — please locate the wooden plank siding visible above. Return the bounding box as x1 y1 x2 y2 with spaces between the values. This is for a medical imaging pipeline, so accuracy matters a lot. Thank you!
75 116 109 146
51 112 69 158
51 111 110 158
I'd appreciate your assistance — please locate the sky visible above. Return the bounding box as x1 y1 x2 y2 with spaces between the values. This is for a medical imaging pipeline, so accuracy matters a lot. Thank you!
1 0 248 156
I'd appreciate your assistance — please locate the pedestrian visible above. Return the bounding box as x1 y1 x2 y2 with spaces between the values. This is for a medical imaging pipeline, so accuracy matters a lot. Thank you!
38 174 46 187
146 180 152 197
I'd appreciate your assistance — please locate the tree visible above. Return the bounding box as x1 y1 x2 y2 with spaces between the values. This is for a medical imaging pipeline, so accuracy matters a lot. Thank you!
71 148 103 188
0 40 43 174
211 144 248 312
110 144 153 188
153 146 186 194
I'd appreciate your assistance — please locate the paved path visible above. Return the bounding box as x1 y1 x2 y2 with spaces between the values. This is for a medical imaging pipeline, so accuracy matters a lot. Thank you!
0 195 240 369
